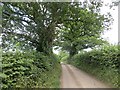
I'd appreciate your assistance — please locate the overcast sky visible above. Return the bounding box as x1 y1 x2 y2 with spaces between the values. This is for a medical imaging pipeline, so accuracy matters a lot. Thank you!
101 0 118 44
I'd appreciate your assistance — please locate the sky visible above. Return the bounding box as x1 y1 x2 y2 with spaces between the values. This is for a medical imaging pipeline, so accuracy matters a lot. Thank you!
101 0 118 44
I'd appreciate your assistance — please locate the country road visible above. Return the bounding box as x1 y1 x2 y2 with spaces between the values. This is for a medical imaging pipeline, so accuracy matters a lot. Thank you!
60 63 110 88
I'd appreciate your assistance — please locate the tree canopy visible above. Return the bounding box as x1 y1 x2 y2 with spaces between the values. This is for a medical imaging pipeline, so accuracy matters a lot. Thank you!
2 1 111 55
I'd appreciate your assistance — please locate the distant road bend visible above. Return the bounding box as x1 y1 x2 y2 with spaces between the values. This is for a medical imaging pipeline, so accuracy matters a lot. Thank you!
60 63 110 88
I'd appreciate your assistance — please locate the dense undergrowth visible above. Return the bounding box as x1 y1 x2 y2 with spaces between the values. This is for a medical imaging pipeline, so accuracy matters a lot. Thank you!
1 51 61 89
68 45 120 88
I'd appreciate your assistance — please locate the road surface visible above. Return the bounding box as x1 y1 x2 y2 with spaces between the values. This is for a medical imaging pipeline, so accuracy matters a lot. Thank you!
60 63 110 88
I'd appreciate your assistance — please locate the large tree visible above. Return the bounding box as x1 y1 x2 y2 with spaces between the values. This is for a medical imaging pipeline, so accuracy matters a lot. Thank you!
2 2 70 53
55 1 110 56
2 1 111 55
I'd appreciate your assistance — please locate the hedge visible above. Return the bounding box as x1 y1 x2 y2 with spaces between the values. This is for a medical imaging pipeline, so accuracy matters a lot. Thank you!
1 51 61 88
69 45 120 88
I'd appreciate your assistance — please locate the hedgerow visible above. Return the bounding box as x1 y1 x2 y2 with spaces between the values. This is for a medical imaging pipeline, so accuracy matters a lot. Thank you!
1 51 61 88
69 45 120 88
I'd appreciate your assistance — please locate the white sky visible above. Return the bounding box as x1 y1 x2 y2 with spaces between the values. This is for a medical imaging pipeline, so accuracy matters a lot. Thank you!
101 0 118 44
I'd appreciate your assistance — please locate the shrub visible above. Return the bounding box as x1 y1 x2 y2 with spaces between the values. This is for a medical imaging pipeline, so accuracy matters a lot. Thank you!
69 45 120 88
1 51 61 88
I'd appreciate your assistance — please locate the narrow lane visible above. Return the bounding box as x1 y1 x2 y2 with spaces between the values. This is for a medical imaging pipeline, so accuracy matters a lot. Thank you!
60 63 110 88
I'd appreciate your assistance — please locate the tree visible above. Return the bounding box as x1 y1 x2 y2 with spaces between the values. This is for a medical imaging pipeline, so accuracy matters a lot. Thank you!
56 1 109 57
2 1 110 55
2 2 70 53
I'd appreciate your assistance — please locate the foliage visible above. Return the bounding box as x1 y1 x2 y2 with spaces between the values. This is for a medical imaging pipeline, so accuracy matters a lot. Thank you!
56 2 110 57
58 50 69 63
2 2 111 54
1 51 61 88
68 45 120 88
1 1 114 89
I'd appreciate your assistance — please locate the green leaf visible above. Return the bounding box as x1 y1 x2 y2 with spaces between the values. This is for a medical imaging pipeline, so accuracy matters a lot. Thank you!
0 72 7 78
